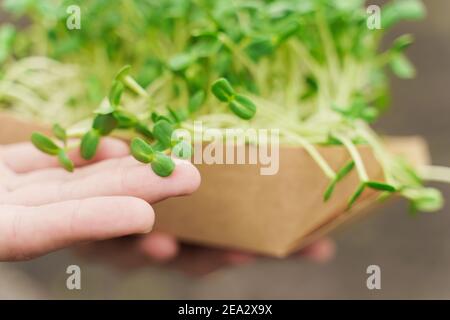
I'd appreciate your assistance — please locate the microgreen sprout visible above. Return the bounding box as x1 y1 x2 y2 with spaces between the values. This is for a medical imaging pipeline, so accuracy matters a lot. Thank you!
31 132 74 172
211 78 257 120
31 67 250 177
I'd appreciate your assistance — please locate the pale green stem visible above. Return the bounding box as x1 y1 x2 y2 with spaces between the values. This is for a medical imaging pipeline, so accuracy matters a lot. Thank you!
217 33 259 77
283 132 336 180
124 75 148 97
419 166 450 184
333 132 369 182
315 7 340 90
355 121 396 185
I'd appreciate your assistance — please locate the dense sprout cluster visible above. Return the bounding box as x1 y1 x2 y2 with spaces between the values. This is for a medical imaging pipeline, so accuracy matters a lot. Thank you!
0 0 447 211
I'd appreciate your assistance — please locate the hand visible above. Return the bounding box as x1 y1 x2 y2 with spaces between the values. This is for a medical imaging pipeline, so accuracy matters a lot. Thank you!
0 138 200 261
0 139 335 273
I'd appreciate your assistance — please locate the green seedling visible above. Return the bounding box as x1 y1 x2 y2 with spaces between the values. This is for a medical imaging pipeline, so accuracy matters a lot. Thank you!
212 78 257 120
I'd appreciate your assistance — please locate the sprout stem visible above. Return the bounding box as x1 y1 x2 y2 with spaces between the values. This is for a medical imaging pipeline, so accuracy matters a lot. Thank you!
283 132 336 180
419 166 450 184
333 132 369 182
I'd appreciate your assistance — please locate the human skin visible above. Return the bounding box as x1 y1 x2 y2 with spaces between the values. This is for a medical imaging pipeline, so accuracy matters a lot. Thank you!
0 138 334 274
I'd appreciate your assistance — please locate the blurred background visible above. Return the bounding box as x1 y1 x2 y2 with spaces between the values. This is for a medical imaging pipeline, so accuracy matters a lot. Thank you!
0 0 449 299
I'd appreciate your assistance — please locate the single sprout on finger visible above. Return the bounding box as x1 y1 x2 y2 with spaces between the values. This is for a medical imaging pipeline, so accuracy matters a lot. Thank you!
52 124 67 144
31 132 60 155
57 149 74 172
130 138 175 177
130 137 154 164
80 130 100 160
151 152 176 177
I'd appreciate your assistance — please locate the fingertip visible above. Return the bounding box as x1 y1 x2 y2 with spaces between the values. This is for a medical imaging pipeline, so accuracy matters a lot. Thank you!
123 197 155 234
224 252 255 265
300 238 336 263
12 197 156 259
139 232 179 262
82 197 155 236
172 159 201 195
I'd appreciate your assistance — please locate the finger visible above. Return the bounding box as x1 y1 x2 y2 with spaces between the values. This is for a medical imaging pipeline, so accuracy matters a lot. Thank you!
297 238 336 263
223 251 255 265
74 237 151 269
0 160 16 188
170 245 254 276
0 160 13 176
0 196 154 261
9 156 137 190
0 137 129 173
1 159 201 206
138 232 179 262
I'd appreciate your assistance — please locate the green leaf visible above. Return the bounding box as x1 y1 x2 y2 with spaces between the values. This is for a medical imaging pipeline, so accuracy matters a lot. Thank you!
245 37 275 61
52 124 67 143
228 94 257 120
31 132 60 155
153 119 174 148
135 122 154 139
80 130 100 160
114 65 131 82
93 114 118 136
57 149 74 172
391 34 414 52
211 78 235 102
360 107 380 123
389 53 416 79
109 80 124 108
411 190 443 212
382 0 426 29
188 90 206 113
348 183 366 209
172 140 192 159
130 137 154 164
331 0 365 11
403 187 444 213
113 109 138 128
168 53 194 72
324 180 337 202
191 37 222 58
151 112 173 124
0 24 16 63
152 141 167 152
94 100 115 115
151 152 176 177
336 161 355 181
324 161 355 201
168 107 188 123
277 20 300 43
366 181 397 192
